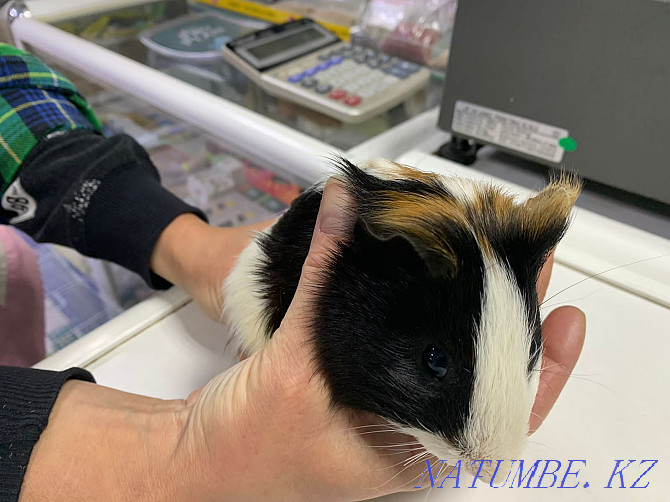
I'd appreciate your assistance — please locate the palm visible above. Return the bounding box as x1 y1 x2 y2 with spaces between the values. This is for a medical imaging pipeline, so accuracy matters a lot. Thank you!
181 181 585 500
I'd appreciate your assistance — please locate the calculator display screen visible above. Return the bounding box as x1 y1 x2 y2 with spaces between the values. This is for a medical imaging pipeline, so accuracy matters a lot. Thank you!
246 27 327 60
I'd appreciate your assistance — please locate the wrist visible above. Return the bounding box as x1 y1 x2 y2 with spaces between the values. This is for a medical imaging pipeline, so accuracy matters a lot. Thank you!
20 380 191 501
149 213 211 291
150 214 275 321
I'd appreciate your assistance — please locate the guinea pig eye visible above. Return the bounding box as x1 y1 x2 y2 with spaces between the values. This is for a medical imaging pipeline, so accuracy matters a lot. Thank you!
423 345 450 379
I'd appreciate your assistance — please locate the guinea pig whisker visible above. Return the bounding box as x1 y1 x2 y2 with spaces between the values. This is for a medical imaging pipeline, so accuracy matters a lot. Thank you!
344 423 401 431
405 457 443 493
540 254 668 307
374 447 425 456
525 437 558 451
375 450 426 475
560 373 613 390
368 441 423 449
377 448 426 457
403 450 430 467
351 428 405 436
373 451 433 491
540 290 600 311
425 459 448 501
533 362 563 373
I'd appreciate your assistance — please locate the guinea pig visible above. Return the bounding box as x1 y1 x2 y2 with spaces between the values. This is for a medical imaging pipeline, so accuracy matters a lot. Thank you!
223 158 581 474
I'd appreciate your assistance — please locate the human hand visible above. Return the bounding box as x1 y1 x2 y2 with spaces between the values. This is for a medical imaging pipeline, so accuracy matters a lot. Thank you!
150 214 275 321
21 181 584 501
169 180 587 500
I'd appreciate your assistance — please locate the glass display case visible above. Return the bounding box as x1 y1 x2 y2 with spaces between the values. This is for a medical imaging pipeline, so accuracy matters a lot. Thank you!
2 0 444 355
18 74 311 356
40 0 445 151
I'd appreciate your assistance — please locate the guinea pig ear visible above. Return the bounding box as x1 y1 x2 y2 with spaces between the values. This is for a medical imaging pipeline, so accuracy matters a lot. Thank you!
332 156 461 279
358 215 459 280
518 173 582 260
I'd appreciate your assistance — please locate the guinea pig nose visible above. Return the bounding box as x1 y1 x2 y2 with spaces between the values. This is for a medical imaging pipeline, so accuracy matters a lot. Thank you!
423 345 450 378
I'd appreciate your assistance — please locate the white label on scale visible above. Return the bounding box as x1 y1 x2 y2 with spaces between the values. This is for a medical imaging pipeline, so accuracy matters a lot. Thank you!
452 100 569 163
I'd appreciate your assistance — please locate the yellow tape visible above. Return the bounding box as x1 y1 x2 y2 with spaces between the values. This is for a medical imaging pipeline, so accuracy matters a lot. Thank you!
194 0 351 41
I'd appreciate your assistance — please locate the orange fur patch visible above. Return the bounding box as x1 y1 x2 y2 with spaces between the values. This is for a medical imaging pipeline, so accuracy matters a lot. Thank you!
363 172 581 271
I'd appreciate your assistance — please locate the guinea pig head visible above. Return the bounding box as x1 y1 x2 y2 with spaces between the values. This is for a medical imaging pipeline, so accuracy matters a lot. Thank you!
311 160 581 470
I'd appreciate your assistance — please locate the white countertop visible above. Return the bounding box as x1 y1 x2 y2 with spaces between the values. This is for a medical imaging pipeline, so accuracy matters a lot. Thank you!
77 262 670 502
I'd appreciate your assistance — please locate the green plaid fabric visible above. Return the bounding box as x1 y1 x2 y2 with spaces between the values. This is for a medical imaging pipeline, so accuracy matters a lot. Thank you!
0 43 102 192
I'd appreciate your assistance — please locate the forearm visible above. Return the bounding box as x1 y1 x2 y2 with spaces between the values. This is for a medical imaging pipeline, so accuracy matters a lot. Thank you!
0 366 95 501
18 380 189 502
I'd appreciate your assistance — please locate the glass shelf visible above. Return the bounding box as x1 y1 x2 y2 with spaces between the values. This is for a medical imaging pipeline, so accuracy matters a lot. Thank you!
48 0 445 151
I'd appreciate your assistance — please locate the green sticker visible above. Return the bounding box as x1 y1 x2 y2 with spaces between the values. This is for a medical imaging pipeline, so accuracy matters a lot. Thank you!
559 137 577 152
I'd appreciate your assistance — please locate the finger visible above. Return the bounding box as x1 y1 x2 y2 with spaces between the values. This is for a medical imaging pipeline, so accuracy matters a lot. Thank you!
529 306 586 432
537 251 555 303
282 178 356 324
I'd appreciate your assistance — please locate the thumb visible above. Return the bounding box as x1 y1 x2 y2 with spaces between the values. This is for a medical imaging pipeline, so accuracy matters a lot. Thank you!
278 177 356 334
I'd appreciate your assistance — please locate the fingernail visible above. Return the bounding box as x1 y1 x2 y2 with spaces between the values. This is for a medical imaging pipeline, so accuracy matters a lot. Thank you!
317 178 349 236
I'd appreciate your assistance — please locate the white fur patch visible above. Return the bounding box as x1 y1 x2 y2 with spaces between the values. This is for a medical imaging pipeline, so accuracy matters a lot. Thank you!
362 159 481 205
440 177 480 204
463 256 540 465
222 234 272 354
398 256 540 477
399 424 463 464
359 159 408 180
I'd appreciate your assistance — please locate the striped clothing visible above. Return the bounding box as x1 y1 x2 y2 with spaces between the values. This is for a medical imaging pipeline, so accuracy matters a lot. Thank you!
0 43 101 193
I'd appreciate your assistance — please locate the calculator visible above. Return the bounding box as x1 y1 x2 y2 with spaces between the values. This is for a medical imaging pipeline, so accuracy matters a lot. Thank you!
222 19 431 123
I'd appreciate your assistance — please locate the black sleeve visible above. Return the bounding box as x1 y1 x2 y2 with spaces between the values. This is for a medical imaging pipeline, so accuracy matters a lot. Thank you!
0 366 95 501
0 131 208 501
4 129 207 289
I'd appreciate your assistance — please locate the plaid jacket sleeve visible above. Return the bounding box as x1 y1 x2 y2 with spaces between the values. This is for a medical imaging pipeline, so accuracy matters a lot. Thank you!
0 43 102 194
0 44 207 288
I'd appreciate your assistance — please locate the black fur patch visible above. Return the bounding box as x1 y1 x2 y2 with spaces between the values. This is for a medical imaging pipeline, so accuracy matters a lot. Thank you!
253 159 574 446
255 161 483 443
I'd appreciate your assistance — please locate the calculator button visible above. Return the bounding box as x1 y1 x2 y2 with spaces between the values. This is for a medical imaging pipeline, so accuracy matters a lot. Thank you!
301 78 318 88
329 89 347 100
344 94 362 106
288 73 305 83
384 67 409 78
315 83 333 94
397 60 420 72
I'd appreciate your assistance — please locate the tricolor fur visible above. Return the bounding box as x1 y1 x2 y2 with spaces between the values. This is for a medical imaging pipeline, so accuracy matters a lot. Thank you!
223 158 580 470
